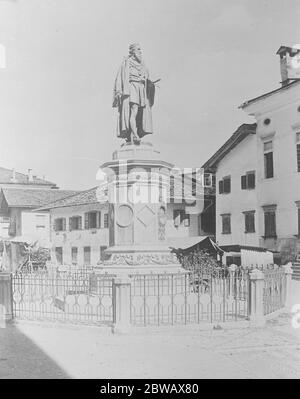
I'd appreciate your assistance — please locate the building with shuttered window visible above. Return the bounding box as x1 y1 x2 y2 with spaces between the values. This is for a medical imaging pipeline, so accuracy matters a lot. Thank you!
203 46 300 262
37 171 216 267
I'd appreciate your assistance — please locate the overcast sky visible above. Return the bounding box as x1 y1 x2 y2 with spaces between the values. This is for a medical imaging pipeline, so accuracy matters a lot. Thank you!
0 0 299 189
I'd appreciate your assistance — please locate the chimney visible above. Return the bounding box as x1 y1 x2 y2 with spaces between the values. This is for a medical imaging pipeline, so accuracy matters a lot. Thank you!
277 45 300 86
27 168 33 182
10 168 17 183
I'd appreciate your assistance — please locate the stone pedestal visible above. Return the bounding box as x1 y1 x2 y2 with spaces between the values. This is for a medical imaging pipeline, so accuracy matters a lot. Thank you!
249 269 265 326
99 142 184 276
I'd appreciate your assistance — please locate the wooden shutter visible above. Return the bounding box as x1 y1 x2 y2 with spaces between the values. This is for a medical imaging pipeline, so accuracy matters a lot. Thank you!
104 213 108 228
97 212 101 229
245 212 255 233
297 144 300 173
62 218 66 231
69 217 73 231
53 219 57 231
265 211 276 237
241 175 246 190
223 177 231 193
222 214 231 234
78 216 82 230
219 180 224 194
247 172 255 189
84 213 89 229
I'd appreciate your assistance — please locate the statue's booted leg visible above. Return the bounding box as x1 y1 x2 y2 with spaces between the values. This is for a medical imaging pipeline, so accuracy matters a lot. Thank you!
129 103 141 144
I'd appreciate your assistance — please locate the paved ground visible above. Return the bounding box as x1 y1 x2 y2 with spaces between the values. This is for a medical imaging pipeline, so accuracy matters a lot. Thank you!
1 280 300 379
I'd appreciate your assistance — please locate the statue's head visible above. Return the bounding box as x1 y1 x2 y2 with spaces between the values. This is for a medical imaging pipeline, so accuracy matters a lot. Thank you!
129 43 142 63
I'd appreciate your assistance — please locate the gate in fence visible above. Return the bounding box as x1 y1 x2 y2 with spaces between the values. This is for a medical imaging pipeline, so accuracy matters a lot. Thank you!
130 267 251 326
12 270 114 325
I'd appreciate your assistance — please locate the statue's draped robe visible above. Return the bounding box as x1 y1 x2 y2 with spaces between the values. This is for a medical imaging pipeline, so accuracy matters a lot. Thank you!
113 57 155 139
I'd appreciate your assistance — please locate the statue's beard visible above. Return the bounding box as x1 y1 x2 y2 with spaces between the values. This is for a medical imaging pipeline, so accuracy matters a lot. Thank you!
133 54 142 63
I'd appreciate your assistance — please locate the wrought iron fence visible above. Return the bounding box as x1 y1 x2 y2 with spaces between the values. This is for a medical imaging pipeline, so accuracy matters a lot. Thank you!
129 268 250 326
12 269 114 325
263 266 286 315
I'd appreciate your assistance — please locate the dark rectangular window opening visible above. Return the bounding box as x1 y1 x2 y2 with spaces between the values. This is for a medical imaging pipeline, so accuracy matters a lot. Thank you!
264 211 276 238
221 214 231 234
55 218 66 232
55 247 63 265
241 171 256 190
244 211 255 233
85 212 100 229
71 247 78 265
264 152 274 179
83 246 91 265
69 216 82 231
219 176 231 194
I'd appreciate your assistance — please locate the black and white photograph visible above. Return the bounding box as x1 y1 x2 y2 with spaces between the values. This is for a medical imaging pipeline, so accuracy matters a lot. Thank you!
0 0 300 384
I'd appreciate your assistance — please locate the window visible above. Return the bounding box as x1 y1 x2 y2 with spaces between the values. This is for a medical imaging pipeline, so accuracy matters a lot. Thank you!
263 205 277 238
55 247 63 265
296 133 300 172
241 171 255 190
264 141 274 178
71 247 78 265
83 246 91 265
203 173 213 187
243 211 255 233
69 216 82 231
54 218 66 232
219 176 231 194
221 214 231 234
173 209 190 227
104 213 109 228
84 212 100 229
100 246 108 262
170 175 175 199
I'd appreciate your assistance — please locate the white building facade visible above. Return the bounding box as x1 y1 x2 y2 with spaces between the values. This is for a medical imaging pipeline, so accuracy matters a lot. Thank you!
203 47 300 263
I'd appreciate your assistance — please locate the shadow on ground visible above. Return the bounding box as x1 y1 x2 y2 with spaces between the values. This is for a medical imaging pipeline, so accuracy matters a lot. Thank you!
0 322 69 379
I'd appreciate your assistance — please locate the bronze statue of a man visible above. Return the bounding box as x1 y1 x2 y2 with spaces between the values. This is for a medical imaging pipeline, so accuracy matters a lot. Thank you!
113 43 157 144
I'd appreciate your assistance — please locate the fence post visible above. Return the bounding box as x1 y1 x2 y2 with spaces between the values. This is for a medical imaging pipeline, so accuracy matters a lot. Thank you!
283 262 293 309
112 276 131 334
249 268 265 326
0 273 13 324
229 264 237 298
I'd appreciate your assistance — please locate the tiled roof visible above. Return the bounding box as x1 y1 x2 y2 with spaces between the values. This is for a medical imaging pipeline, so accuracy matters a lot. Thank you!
202 123 257 171
239 80 300 109
37 175 204 211
0 166 57 187
1 188 80 208
36 187 102 210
